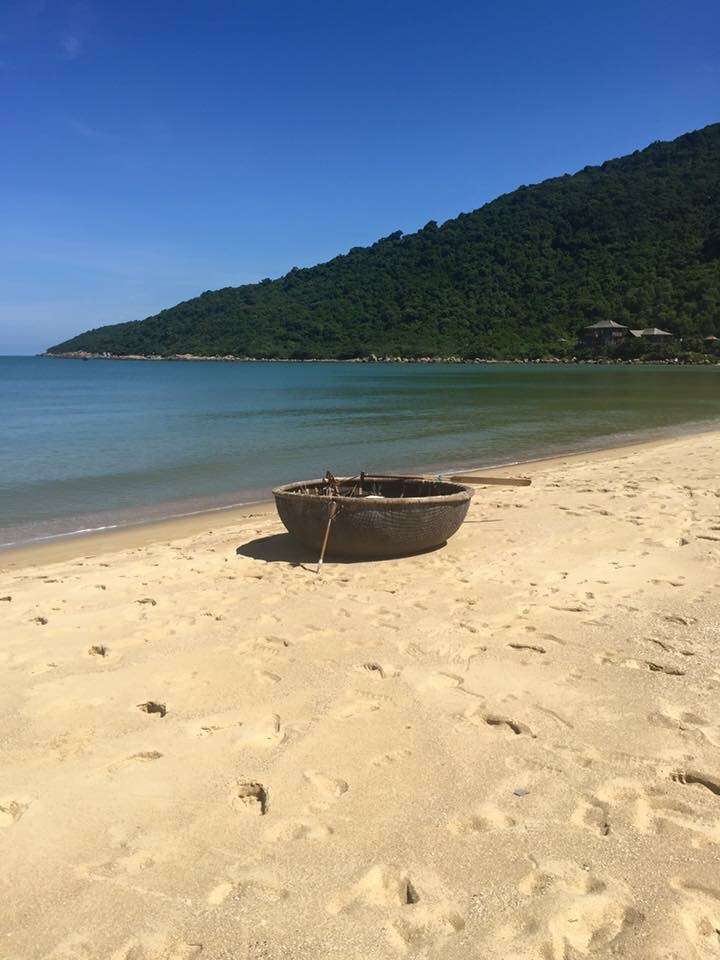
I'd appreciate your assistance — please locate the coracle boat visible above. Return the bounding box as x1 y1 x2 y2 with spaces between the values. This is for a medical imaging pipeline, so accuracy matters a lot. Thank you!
273 473 473 560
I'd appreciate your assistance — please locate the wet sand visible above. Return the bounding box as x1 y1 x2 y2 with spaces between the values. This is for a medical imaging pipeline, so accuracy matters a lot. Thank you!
1 431 719 959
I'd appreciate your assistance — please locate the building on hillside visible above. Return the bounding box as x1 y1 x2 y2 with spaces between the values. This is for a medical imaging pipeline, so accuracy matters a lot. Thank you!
583 320 628 346
583 322 675 349
628 327 673 340
637 327 673 340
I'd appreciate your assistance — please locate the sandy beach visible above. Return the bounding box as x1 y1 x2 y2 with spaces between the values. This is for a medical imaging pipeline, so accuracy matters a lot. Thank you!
1 431 719 960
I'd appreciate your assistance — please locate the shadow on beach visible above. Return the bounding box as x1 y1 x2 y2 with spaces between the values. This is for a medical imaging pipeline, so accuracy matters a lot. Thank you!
235 532 444 566
236 533 320 565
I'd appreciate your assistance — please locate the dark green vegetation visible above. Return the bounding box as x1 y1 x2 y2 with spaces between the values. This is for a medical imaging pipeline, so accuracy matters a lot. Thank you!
49 123 720 360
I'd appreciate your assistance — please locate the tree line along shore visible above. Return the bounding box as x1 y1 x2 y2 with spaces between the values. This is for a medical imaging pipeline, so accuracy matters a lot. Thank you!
46 123 720 363
42 350 720 365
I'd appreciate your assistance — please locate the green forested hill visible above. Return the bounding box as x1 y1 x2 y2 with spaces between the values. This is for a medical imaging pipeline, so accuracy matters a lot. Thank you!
48 123 720 359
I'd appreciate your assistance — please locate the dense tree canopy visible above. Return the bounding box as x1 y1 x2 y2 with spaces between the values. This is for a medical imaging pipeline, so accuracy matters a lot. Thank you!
48 123 720 360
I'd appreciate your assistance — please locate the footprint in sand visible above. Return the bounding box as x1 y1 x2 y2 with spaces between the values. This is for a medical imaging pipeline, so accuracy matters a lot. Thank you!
503 860 639 960
369 748 412 768
256 634 291 651
263 818 333 842
638 792 720 845
644 660 686 676
535 705 573 730
167 945 203 960
663 614 694 626
186 711 243 738
334 696 382 720
137 700 166 717
108 936 167 960
671 877 720 960
645 636 676 654
448 802 516 835
671 769 720 798
208 873 288 905
589 777 720 845
107 751 163 774
207 882 235 905
327 864 464 954
508 642 546 655
80 835 166 878
540 632 566 646
649 707 719 745
413 670 466 693
464 705 536 738
254 668 281 685
599 654 685 676
236 714 287 749
355 660 398 679
362 661 385 677
0 799 30 827
233 781 269 815
303 769 349 799
111 847 158 875
29 660 59 675
571 796 611 837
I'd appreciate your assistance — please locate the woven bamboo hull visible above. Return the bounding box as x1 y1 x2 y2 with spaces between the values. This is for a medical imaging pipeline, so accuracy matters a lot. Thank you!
273 476 473 559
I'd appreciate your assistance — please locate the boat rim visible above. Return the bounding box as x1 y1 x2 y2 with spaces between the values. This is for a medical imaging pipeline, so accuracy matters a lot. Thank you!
272 476 474 506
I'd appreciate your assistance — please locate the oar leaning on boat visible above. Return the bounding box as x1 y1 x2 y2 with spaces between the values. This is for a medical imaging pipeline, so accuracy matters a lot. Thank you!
373 473 531 487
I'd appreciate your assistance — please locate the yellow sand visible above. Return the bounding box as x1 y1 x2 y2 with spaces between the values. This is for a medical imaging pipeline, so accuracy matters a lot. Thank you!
1 432 719 960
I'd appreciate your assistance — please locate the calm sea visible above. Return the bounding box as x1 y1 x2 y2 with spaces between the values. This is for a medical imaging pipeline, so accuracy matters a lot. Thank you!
1 356 719 548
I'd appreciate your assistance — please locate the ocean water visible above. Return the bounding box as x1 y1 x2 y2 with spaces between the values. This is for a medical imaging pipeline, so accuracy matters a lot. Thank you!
1 356 719 548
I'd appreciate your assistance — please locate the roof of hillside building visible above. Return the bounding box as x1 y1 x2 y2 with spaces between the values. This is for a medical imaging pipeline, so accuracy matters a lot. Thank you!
628 329 643 337
639 327 673 336
704 335 719 341
584 320 628 330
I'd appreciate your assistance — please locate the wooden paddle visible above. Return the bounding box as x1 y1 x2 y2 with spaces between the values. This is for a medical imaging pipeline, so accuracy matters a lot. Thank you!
358 472 531 487
440 475 531 486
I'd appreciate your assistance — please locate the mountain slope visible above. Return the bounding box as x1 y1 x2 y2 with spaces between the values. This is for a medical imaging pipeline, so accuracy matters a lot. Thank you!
48 123 720 359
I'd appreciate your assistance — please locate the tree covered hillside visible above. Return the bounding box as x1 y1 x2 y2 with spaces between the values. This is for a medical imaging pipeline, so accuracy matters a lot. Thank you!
48 123 720 359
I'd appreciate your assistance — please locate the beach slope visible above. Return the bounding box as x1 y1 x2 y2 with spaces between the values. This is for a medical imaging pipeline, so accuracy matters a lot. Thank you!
1 432 719 959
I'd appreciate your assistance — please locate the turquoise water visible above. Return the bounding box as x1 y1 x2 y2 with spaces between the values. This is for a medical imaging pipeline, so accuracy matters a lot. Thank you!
1 357 719 547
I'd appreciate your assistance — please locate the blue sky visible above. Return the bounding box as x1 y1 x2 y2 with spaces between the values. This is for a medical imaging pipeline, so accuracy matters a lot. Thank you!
1 0 718 354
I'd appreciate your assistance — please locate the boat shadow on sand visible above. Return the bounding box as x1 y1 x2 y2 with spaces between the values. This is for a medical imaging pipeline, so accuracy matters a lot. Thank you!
235 532 444 567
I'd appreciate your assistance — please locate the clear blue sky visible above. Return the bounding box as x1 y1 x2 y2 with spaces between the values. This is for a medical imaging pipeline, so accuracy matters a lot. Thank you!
1 0 718 354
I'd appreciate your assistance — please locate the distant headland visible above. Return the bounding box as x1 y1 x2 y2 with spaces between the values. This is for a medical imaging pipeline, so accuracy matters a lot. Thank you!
46 123 720 363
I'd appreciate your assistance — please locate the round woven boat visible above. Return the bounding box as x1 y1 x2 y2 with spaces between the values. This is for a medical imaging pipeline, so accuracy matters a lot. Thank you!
273 475 473 559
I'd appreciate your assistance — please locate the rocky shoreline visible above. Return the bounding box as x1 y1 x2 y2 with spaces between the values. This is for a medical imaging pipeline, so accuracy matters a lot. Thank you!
41 350 719 365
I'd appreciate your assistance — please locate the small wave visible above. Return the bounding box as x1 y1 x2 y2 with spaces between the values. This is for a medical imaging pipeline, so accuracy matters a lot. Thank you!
0 524 120 549
0 497 268 551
